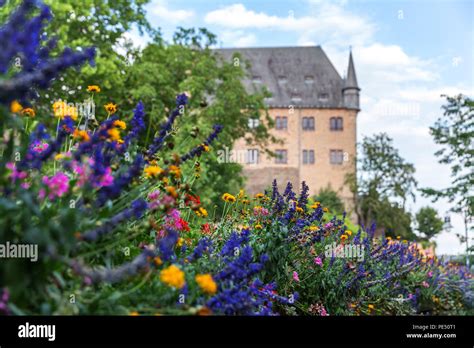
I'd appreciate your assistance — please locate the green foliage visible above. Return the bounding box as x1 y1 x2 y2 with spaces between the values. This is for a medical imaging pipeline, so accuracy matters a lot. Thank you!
347 133 418 239
313 186 345 215
125 30 276 206
415 206 444 241
422 94 473 246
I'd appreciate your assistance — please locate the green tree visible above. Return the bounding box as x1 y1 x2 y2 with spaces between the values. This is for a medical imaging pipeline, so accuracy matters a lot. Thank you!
346 133 418 239
422 95 473 261
125 28 276 206
313 186 344 214
415 206 444 241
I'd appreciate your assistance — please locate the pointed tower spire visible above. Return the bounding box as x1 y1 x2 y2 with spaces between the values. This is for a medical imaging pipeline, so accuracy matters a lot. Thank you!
342 49 360 110
345 50 359 89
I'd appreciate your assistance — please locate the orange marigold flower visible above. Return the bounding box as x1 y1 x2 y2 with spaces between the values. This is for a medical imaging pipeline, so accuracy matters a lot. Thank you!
73 129 90 142
104 102 117 114
21 108 35 117
10 100 22 113
113 120 126 130
87 85 101 93
195 274 217 294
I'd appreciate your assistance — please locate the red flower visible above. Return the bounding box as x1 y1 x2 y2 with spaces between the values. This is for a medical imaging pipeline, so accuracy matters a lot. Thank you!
201 223 211 234
178 218 190 232
185 194 201 206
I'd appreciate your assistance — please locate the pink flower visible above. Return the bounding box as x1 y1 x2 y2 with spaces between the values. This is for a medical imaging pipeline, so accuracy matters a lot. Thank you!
314 257 323 267
320 306 329 316
427 271 433 278
40 172 69 200
422 281 429 288
95 167 113 188
324 222 334 229
253 206 269 216
31 141 49 154
148 190 161 201
292 271 300 282
5 162 27 182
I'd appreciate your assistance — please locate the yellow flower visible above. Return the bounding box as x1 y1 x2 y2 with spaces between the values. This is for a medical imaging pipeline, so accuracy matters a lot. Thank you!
195 207 208 217
10 100 22 113
87 85 101 93
144 165 162 178
195 274 217 295
242 199 250 204
222 193 236 203
255 193 264 199
202 144 210 152
396 236 401 240
73 129 90 142
21 108 35 117
55 153 65 161
169 165 181 179
159 264 185 289
255 224 263 230
309 226 319 231
237 189 245 199
345 230 352 236
340 234 348 241
166 186 178 198
368 304 375 311
113 120 127 130
129 311 139 316
177 237 184 247
296 206 304 213
107 128 121 142
154 256 163 266
104 102 117 114
386 236 392 241
52 101 78 120
323 207 329 213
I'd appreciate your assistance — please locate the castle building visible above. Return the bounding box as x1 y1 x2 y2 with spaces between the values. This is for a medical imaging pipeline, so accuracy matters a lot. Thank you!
217 46 360 213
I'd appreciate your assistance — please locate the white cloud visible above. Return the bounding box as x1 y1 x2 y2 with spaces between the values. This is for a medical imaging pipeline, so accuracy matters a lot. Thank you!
148 0 194 23
218 30 258 47
205 2 375 45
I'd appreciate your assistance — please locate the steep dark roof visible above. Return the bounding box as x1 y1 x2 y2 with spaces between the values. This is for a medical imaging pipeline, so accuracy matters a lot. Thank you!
214 46 346 108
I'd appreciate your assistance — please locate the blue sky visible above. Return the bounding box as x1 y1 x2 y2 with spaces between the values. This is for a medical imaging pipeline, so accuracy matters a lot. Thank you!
126 0 474 254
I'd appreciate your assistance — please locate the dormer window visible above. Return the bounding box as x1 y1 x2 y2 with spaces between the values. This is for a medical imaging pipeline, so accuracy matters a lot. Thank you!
318 93 329 102
252 75 262 83
291 93 302 102
304 76 314 84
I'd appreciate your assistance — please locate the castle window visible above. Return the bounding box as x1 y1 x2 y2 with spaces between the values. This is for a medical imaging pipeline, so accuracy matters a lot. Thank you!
275 149 288 164
303 150 315 164
247 149 259 164
302 117 315 130
248 118 260 129
252 75 262 83
278 76 287 83
304 76 314 84
318 93 329 102
330 117 343 131
275 116 287 130
330 150 344 165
